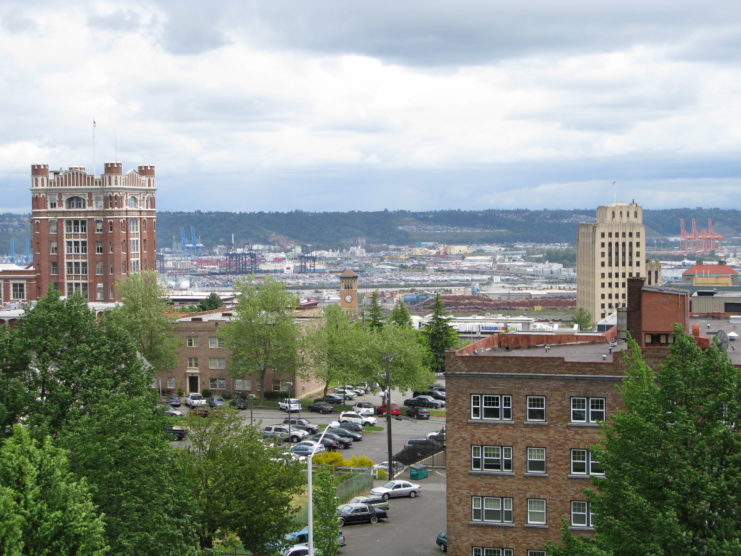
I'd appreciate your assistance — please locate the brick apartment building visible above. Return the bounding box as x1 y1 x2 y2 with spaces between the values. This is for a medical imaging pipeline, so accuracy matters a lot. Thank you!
444 278 728 556
28 162 157 302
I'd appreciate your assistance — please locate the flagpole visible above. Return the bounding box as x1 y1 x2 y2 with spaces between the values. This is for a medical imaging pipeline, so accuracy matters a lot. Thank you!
92 119 97 175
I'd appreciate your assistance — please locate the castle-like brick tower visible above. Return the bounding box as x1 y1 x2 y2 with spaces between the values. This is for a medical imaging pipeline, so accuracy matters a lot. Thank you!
30 162 157 302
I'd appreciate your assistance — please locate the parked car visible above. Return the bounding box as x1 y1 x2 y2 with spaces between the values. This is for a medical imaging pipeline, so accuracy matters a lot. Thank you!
370 479 421 500
427 430 446 444
376 403 401 416
185 393 207 407
189 406 210 417
332 388 357 400
231 396 248 410
327 426 363 442
308 401 335 414
166 394 182 407
207 395 226 407
314 394 344 405
283 418 319 434
407 406 431 420
319 431 352 449
290 441 325 457
353 401 375 416
285 527 346 547
403 395 444 409
436 530 448 552
335 421 364 433
349 495 389 511
279 398 302 412
164 425 187 441
263 425 309 443
165 407 186 417
431 383 445 392
310 434 341 451
281 544 309 556
404 438 441 449
337 503 387 525
339 411 377 426
425 389 446 400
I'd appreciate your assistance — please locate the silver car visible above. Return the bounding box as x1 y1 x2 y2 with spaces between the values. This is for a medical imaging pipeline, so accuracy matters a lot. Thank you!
370 479 421 500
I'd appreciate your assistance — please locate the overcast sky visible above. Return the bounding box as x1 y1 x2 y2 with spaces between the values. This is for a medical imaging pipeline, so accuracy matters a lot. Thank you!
2 0 741 213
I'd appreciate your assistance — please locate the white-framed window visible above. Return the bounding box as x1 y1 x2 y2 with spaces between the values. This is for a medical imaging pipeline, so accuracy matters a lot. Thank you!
570 449 603 476
272 379 282 391
96 283 104 300
571 397 606 423
209 358 226 370
49 196 57 208
187 357 199 369
130 239 140 253
527 499 547 525
128 197 138 209
65 240 87 254
471 496 513 523
96 262 104 275
50 261 58 275
130 219 139 232
50 241 57 254
95 219 103 233
96 240 103 254
130 260 140 272
49 219 57 234
167 377 176 389
527 551 547 556
471 445 512 472
94 195 103 208
209 336 225 348
66 282 88 298
471 394 512 420
571 501 595 528
472 549 513 556
186 337 199 347
65 219 87 233
527 447 546 473
234 378 252 390
66 261 87 275
11 282 25 300
527 396 546 421
66 196 86 209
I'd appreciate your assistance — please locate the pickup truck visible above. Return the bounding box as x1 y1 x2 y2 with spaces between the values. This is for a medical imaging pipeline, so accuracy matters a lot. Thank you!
278 398 302 412
185 393 207 407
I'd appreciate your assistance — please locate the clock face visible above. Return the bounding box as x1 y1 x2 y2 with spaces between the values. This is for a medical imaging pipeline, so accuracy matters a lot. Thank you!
345 295 353 303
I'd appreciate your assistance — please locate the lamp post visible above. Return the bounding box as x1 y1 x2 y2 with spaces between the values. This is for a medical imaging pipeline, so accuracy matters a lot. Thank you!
247 393 257 426
285 381 294 434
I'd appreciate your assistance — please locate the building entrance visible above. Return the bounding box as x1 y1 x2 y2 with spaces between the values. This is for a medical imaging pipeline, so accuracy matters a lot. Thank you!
188 375 199 393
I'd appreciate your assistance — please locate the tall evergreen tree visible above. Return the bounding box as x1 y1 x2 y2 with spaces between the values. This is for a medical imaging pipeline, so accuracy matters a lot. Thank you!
367 291 384 330
421 294 458 374
390 299 412 327
548 328 740 555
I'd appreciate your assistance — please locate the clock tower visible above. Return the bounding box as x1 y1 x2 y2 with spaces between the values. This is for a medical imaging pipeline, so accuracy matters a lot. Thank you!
339 268 359 311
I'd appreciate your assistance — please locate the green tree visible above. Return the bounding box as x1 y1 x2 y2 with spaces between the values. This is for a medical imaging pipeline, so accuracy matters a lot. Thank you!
390 299 412 327
198 292 224 312
421 294 458 374
360 323 433 392
0 425 107 555
367 291 384 330
302 304 365 396
220 276 299 399
6 290 152 436
572 308 594 332
58 395 196 555
548 329 741 555
313 469 341 556
109 270 179 373
179 409 304 551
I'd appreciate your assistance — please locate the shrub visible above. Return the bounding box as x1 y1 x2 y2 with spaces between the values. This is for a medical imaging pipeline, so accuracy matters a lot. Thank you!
313 451 345 467
346 455 375 468
201 388 212 398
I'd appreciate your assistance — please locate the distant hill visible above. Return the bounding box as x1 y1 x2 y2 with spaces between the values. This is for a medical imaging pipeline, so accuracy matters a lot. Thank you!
2 208 739 254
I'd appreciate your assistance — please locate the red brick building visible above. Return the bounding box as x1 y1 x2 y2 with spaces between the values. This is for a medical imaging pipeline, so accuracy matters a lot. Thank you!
444 279 722 556
29 162 157 301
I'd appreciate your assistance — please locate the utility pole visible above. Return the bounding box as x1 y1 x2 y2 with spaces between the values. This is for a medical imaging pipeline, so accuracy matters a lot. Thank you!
384 353 397 480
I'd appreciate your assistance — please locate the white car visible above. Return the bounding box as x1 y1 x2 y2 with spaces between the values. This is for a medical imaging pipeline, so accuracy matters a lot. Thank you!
333 388 357 399
185 393 207 407
339 411 377 427
282 544 309 556
263 425 309 443
353 403 375 416
278 398 302 412
370 479 421 500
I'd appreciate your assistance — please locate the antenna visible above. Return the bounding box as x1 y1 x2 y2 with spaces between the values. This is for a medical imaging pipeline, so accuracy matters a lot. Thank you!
92 118 97 175
612 180 617 203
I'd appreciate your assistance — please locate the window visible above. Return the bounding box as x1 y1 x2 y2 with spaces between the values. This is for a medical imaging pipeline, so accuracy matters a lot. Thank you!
187 357 199 369
167 377 176 389
108 221 113 232
472 549 513 556
527 499 547 525
96 240 103 254
234 378 252 390
11 283 25 300
272 379 282 391
128 197 138 208
130 239 140 253
130 260 140 273
65 240 87 254
96 262 104 275
209 358 226 370
471 445 513 472
49 219 57 233
95 196 103 208
571 501 595 528
209 337 224 348
472 496 513 523
50 261 58 275
527 447 546 473
95 219 103 233
527 551 547 556
570 449 603 476
186 337 199 347
65 261 87 275
66 196 86 209
210 378 218 389
130 219 139 232
471 394 512 420
50 241 58 254
49 196 57 208
65 219 87 233
96 283 103 300
66 282 88 297
527 396 546 421
571 397 605 423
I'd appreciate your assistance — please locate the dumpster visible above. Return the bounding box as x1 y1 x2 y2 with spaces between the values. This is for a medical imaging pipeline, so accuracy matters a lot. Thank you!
410 464 429 480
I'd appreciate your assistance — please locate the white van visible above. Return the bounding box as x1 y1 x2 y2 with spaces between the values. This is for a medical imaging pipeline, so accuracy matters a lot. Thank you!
279 398 302 412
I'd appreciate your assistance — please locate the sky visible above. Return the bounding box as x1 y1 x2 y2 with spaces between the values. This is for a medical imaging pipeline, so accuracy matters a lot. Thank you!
2 0 741 213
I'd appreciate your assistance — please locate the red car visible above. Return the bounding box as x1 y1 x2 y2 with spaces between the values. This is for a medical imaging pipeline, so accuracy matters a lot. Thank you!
376 403 401 416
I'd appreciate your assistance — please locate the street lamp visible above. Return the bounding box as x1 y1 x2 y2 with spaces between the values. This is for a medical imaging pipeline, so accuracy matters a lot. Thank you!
247 393 257 426
285 381 294 434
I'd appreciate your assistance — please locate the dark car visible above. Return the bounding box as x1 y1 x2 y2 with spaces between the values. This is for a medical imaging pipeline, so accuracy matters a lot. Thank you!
231 396 248 410
207 396 226 407
337 503 387 525
425 389 446 400
286 527 346 547
318 431 352 449
327 426 363 442
308 401 335 414
407 406 431 420
189 406 210 417
283 418 319 434
314 394 344 405
337 421 364 433
403 396 443 409
436 530 447 552
166 394 181 407
404 438 442 450
310 434 341 451
164 425 187 441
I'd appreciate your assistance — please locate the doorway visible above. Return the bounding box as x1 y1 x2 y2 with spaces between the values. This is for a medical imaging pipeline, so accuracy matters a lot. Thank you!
188 375 199 393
